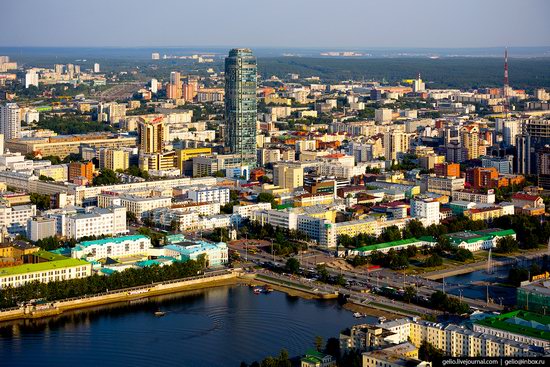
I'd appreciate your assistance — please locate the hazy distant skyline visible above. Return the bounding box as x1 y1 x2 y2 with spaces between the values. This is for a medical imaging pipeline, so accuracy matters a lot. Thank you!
2 0 549 48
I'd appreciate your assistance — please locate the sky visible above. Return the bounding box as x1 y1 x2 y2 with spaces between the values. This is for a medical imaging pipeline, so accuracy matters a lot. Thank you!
2 0 550 48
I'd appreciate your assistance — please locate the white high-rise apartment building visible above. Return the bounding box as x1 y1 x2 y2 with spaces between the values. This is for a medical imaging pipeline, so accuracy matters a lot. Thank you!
0 103 21 141
25 70 39 88
93 63 100 73
411 196 440 226
150 78 158 93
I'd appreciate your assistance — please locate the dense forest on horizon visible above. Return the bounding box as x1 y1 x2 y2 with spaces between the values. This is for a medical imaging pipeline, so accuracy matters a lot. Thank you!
258 57 550 90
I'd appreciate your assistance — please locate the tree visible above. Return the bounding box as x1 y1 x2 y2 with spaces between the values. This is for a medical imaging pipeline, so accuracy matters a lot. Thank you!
418 341 444 362
220 202 235 214
285 258 300 274
430 291 469 314
403 285 416 303
30 192 51 210
126 211 137 223
36 236 63 251
424 254 443 268
378 226 401 243
454 248 473 262
38 175 54 182
508 267 530 286
126 165 149 180
276 349 291 367
324 337 340 358
335 274 346 287
314 335 324 352
92 169 120 186
495 236 519 254
316 264 330 283
257 193 276 209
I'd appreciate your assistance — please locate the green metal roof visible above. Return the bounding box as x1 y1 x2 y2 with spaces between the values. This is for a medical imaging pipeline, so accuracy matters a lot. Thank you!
475 310 550 342
447 229 516 245
301 356 322 364
354 237 435 254
34 250 69 261
77 235 149 249
0 258 90 277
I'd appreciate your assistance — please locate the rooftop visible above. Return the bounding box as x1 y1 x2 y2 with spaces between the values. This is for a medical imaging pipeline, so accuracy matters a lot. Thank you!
355 237 436 253
0 258 90 277
447 228 515 245
512 193 541 201
475 310 550 342
76 235 149 249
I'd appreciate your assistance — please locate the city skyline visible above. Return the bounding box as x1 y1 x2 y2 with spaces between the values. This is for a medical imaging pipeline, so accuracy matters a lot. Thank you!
2 0 550 48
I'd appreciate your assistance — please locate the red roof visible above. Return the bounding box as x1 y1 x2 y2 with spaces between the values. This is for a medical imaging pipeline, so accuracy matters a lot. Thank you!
512 193 541 202
324 153 346 159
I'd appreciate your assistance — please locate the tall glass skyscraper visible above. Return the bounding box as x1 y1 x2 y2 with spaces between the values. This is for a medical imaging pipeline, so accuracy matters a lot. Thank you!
225 48 257 167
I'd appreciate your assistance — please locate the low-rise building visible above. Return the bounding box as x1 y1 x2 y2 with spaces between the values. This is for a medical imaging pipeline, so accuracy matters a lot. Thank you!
0 241 39 259
71 235 152 261
0 257 91 289
511 193 546 216
446 228 516 252
300 349 335 367
348 237 437 257
163 240 228 267
452 189 495 204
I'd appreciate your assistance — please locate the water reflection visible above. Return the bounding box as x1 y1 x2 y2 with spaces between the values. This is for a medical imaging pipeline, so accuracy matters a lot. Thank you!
0 285 359 367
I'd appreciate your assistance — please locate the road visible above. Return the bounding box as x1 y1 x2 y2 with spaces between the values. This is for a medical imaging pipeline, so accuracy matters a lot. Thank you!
230 244 504 313
253 268 437 317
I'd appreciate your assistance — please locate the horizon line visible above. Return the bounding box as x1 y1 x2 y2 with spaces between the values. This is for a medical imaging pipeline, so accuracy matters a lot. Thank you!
1 45 550 50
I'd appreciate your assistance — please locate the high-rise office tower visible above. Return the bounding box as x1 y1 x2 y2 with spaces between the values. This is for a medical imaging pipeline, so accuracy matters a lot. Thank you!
515 134 532 175
0 103 21 141
224 48 257 166
138 118 167 154
516 118 550 176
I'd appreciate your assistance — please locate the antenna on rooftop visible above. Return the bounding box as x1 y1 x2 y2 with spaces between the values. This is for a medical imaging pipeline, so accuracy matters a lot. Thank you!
503 48 509 118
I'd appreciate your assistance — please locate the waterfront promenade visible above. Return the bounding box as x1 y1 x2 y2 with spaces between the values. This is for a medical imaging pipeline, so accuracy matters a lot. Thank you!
0 269 238 322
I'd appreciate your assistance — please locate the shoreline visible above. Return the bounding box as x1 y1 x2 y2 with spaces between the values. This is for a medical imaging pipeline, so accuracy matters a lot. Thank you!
0 271 401 323
0 271 239 323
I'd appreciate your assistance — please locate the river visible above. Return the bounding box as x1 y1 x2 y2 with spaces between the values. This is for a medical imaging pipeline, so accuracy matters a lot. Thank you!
0 285 364 367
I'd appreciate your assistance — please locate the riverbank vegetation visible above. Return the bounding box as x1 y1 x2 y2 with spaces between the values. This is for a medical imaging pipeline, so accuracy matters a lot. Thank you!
344 215 550 271
0 256 205 309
